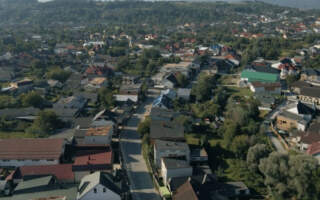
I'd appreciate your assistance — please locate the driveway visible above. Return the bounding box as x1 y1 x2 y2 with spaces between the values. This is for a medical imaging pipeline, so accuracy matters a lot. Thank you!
264 101 288 153
120 97 161 200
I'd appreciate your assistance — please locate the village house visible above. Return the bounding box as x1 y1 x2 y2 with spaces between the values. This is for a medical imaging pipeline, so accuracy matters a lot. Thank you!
150 120 185 142
122 75 139 85
84 126 113 145
0 138 66 167
72 151 113 182
290 82 320 107
2 175 77 200
84 77 108 91
249 82 281 95
307 141 320 164
276 101 315 131
8 164 75 184
152 94 173 110
77 171 124 200
154 140 190 168
161 158 193 185
172 175 250 200
292 122 320 151
300 68 320 85
114 84 142 103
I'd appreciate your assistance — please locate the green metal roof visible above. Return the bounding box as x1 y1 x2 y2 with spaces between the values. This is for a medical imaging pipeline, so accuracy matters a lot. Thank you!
241 70 279 83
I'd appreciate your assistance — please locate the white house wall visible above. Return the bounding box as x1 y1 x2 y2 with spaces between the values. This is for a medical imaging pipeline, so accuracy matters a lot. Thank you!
115 95 138 103
78 184 121 200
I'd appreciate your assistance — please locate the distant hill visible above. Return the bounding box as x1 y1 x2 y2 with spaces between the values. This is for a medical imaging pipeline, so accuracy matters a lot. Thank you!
255 0 320 10
86 0 320 10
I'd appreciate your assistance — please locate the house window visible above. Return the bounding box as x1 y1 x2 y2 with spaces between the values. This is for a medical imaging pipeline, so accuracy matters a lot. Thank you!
47 159 54 161
103 188 106 193
32 159 40 161
2 160 9 162
94 188 97 193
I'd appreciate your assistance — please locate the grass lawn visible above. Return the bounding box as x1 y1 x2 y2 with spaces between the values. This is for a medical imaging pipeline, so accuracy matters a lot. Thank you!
225 86 253 98
259 110 270 119
0 131 37 139
219 75 239 85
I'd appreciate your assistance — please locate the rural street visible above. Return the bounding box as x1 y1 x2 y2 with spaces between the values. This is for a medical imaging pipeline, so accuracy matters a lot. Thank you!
120 97 161 200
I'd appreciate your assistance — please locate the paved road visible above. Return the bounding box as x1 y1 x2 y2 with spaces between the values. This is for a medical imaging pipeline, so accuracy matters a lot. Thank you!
120 97 161 200
267 132 286 153
264 101 288 153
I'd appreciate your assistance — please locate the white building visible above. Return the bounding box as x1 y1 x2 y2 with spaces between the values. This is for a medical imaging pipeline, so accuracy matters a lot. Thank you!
77 172 122 200
161 158 192 185
154 140 190 168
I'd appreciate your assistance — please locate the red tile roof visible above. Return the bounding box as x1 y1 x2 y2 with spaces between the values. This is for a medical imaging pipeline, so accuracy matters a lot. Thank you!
173 181 198 200
307 142 320 156
73 151 113 166
10 164 74 182
0 139 65 160
85 126 112 136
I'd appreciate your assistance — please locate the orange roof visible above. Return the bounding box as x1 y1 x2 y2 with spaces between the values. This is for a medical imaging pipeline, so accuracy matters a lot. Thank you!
85 126 112 136
73 151 112 166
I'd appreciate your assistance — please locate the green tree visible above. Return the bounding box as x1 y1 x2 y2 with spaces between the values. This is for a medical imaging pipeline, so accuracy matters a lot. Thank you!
47 67 71 83
231 135 250 159
21 91 45 108
259 152 319 200
137 117 151 137
27 110 63 135
98 87 115 109
247 144 270 172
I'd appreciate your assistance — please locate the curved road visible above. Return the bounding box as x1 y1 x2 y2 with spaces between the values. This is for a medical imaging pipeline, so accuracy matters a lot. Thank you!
120 97 161 200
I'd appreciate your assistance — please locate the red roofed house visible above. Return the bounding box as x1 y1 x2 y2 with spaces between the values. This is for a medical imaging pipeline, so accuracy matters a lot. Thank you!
306 141 320 164
0 139 66 167
72 151 113 182
8 164 75 184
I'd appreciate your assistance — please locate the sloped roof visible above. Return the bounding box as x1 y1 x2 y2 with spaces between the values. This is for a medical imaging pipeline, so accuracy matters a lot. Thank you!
77 172 121 199
12 164 74 182
0 139 65 160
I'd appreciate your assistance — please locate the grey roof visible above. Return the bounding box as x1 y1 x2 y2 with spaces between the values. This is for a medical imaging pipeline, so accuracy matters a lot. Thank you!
0 107 40 119
150 107 180 122
300 86 320 98
278 111 308 125
255 94 275 106
74 117 93 129
303 68 320 76
78 172 121 199
177 88 191 97
162 158 191 169
14 176 53 194
2 183 77 200
0 180 7 191
155 140 189 151
150 120 184 140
